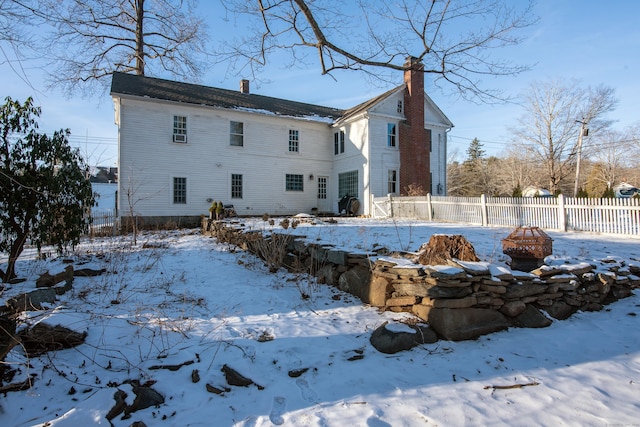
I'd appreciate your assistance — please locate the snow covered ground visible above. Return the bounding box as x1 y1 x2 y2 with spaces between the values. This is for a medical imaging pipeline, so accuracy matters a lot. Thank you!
1 218 639 427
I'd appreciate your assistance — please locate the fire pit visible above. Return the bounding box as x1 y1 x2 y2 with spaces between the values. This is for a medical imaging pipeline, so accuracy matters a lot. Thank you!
502 226 553 272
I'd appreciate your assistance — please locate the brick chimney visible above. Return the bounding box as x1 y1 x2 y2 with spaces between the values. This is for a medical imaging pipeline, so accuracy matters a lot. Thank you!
399 56 431 195
240 79 250 94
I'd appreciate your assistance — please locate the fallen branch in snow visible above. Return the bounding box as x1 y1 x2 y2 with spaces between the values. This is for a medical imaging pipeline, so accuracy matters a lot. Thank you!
0 376 35 393
484 382 540 390
148 359 194 371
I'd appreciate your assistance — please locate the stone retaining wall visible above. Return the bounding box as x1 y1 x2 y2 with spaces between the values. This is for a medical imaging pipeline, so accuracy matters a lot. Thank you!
203 219 640 341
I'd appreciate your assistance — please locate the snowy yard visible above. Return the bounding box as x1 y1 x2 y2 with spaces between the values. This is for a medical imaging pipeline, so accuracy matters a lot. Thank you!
1 218 639 427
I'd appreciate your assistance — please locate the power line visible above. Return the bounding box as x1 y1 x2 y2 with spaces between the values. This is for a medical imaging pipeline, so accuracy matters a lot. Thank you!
5 131 118 145
67 136 117 146
448 134 639 151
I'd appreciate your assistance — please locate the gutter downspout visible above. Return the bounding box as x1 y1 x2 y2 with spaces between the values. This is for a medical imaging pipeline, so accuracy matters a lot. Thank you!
443 126 452 196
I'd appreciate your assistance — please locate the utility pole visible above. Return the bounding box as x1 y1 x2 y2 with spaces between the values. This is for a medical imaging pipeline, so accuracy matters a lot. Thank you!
573 119 588 197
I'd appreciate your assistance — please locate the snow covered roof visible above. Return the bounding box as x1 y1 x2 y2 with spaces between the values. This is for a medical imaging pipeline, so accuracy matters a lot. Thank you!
110 72 453 128
522 186 552 197
614 182 639 198
110 72 344 122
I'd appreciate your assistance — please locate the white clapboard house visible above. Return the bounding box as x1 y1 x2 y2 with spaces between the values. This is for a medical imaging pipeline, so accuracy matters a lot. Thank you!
110 57 453 225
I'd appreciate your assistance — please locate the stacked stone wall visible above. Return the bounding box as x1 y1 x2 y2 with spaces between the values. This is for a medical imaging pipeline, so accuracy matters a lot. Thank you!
203 219 639 341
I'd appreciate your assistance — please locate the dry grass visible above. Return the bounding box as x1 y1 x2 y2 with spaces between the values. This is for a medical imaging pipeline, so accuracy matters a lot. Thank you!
245 232 294 273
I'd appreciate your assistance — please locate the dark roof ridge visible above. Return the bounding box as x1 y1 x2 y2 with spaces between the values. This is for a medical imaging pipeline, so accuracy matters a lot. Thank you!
110 72 345 121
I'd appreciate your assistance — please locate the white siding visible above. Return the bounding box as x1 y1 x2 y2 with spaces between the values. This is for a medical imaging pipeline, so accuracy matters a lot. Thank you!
332 119 370 214
367 120 401 198
116 97 334 217
424 94 452 196
430 128 448 195
336 90 451 215
364 94 404 215
114 85 451 219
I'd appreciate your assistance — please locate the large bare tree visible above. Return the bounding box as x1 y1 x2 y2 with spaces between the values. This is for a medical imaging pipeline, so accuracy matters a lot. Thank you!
29 0 209 95
583 130 632 196
510 79 617 195
497 147 538 195
629 122 640 162
219 0 537 102
587 125 640 194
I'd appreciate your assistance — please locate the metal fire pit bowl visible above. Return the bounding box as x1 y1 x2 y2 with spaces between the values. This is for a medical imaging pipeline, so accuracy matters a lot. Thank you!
502 226 553 271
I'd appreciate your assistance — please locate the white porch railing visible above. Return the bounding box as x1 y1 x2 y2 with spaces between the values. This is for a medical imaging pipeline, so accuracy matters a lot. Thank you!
370 194 640 237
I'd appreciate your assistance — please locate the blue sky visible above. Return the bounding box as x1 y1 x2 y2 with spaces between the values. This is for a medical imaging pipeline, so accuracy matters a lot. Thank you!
1 0 638 166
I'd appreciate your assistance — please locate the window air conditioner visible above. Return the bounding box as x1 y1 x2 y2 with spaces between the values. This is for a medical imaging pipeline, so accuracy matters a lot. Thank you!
173 134 187 143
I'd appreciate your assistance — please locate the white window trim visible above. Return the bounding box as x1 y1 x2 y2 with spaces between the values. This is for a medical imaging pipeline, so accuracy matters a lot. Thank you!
387 123 397 148
388 169 398 195
230 121 244 147
288 129 300 153
173 115 187 143
285 173 304 192
231 173 243 199
172 176 187 204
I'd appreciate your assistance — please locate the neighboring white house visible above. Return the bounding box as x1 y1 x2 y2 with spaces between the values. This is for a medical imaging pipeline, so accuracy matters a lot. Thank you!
522 186 553 197
110 57 453 224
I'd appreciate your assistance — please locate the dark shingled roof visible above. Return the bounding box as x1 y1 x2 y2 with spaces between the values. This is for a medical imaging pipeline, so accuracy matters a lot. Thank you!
110 72 345 121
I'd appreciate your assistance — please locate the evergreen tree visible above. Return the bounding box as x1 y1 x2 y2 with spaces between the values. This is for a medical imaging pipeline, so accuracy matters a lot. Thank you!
576 187 589 198
459 138 490 195
601 186 615 198
465 138 486 163
0 97 94 282
512 183 523 197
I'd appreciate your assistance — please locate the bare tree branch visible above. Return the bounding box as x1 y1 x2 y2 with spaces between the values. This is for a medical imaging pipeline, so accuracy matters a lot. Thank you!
510 79 617 194
0 0 40 89
31 0 211 96
218 0 538 102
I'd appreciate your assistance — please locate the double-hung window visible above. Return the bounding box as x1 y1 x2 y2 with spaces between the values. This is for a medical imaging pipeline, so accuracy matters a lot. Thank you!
230 121 244 146
388 170 397 194
231 174 243 198
387 123 396 147
173 115 187 143
289 129 299 152
173 177 187 204
334 130 345 155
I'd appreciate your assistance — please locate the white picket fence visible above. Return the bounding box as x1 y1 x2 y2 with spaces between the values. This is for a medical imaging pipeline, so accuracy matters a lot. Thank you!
88 211 118 237
370 194 640 237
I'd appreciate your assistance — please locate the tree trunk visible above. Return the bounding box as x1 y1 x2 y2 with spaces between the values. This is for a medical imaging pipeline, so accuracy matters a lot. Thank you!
3 232 26 283
135 0 145 75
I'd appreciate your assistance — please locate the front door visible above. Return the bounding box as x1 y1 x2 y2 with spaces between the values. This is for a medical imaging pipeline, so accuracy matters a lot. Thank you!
317 176 330 212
